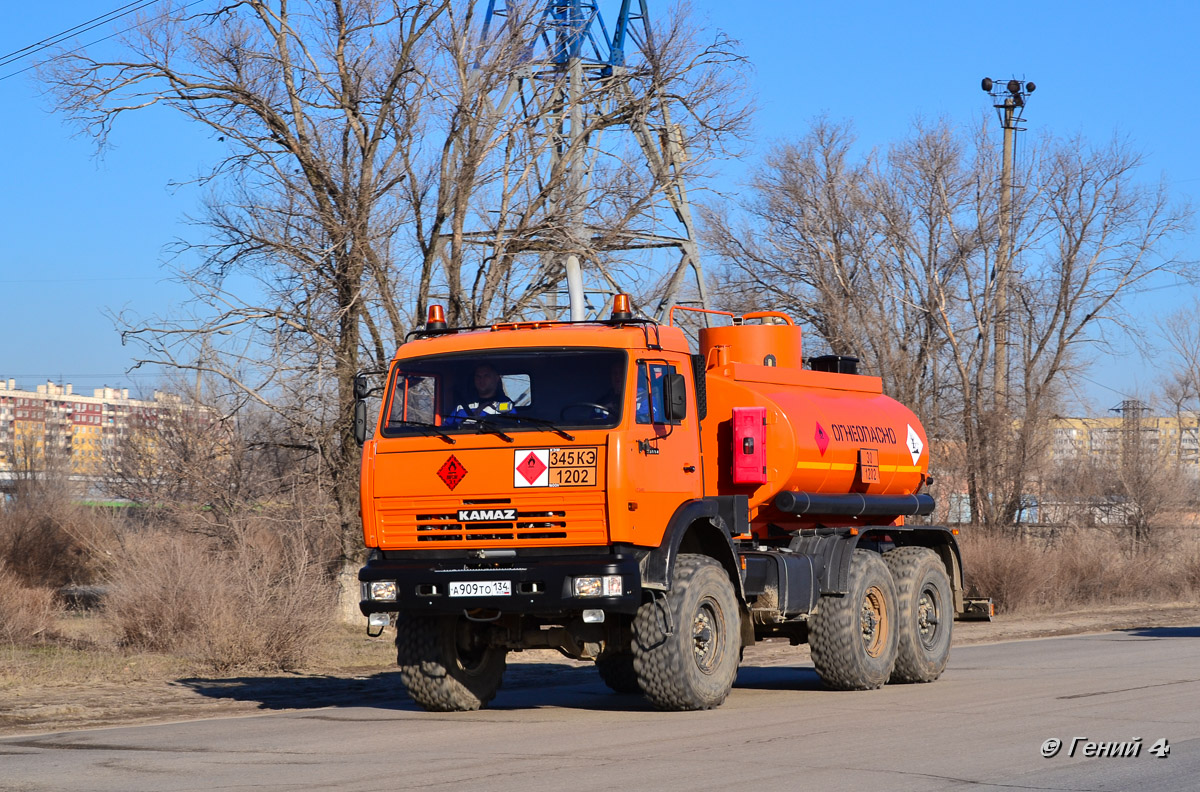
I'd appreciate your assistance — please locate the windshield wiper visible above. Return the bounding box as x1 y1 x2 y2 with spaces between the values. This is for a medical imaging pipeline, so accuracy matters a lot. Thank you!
390 420 456 444
460 416 515 443
496 413 576 441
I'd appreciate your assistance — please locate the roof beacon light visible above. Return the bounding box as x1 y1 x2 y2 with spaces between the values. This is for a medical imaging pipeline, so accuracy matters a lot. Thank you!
611 293 633 321
426 304 448 331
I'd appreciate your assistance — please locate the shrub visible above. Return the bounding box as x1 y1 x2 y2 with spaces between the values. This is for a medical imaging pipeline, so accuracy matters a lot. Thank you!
104 531 336 672
102 534 217 653
0 499 101 588
958 529 1200 614
958 532 1052 613
0 561 57 645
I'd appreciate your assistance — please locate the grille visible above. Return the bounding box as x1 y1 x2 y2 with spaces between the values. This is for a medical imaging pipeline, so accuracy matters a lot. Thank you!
414 508 568 542
376 494 607 548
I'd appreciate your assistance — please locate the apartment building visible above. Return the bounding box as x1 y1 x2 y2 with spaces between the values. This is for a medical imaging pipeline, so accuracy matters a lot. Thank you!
0 379 182 477
1048 411 1200 469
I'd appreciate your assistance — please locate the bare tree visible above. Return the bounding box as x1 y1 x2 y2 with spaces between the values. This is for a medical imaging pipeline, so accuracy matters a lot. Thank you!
44 0 747 610
707 119 1193 531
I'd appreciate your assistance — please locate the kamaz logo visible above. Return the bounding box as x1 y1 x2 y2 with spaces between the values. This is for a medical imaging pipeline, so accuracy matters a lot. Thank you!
457 508 517 522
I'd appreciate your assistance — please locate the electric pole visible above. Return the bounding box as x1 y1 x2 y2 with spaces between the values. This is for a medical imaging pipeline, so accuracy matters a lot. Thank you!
980 77 1035 411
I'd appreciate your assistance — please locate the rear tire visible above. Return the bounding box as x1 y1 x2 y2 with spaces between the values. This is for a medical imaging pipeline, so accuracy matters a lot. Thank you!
395 614 507 711
809 549 898 690
884 546 953 683
632 554 741 710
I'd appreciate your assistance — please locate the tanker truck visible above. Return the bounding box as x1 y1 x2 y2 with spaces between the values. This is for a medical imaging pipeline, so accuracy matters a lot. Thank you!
356 296 974 711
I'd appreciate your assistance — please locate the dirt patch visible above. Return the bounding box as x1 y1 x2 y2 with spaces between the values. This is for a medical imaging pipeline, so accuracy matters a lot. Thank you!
2 602 1196 737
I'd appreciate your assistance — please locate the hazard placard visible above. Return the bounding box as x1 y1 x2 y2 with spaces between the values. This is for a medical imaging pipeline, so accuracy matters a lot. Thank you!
906 424 924 465
514 448 598 487
514 449 549 487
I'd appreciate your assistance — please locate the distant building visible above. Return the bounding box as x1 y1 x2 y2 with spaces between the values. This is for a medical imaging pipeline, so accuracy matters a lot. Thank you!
0 378 187 479
1048 410 1200 470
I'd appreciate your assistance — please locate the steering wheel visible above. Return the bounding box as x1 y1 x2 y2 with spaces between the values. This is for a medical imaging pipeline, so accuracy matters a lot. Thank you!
559 402 611 422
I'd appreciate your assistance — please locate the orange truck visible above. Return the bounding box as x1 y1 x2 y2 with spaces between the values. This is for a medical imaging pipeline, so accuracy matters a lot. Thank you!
356 296 978 711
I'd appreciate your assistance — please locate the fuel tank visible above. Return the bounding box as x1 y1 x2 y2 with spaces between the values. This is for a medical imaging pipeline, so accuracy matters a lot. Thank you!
698 320 929 526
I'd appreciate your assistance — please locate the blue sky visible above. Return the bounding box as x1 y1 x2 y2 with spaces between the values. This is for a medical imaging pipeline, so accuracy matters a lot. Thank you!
2 1 1197 410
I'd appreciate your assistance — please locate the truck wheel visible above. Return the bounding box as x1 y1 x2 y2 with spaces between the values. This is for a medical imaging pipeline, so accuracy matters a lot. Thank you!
884 546 953 683
595 651 640 694
632 554 741 710
395 614 507 711
809 549 898 690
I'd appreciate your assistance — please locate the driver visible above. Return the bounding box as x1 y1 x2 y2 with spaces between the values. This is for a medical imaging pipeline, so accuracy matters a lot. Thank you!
445 363 514 426
591 362 649 422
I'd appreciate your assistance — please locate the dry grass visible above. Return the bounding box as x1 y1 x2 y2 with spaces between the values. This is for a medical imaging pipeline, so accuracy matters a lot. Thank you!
103 531 336 673
0 561 57 646
959 529 1200 614
1 482 340 676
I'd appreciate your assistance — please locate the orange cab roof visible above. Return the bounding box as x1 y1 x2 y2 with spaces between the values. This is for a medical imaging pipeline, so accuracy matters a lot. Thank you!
393 322 691 360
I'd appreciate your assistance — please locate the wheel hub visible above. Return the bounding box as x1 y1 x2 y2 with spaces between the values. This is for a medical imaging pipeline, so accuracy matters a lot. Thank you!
917 586 941 650
692 601 722 673
860 585 890 658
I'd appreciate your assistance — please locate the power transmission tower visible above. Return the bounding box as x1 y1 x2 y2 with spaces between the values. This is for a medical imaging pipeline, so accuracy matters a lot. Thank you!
475 0 709 321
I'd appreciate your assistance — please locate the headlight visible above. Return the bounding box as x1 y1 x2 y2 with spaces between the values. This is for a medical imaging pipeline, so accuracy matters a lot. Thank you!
369 581 398 601
573 575 622 598
574 577 602 597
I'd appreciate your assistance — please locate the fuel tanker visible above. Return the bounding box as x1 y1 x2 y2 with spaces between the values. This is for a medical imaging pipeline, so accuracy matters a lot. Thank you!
356 296 979 712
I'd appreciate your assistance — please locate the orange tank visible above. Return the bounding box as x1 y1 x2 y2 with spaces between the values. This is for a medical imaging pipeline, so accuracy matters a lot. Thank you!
695 314 929 527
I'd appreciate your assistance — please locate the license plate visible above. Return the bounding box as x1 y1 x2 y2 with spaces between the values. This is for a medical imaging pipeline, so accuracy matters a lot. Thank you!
449 580 512 597
549 447 598 487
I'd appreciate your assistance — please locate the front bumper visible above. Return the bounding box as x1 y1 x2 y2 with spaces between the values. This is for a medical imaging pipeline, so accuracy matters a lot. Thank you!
359 550 642 616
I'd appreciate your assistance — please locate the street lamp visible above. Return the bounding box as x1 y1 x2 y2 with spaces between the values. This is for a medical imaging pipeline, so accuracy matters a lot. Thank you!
980 76 1035 410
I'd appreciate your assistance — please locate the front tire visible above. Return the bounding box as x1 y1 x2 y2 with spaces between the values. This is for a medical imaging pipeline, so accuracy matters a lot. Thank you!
595 651 640 694
395 614 507 711
884 546 953 683
809 549 899 690
632 554 741 710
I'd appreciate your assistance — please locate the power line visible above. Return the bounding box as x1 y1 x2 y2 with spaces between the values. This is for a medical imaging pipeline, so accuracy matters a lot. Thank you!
0 1 159 69
0 276 159 284
0 1 150 65
2 373 162 380
1075 371 1136 399
0 0 206 82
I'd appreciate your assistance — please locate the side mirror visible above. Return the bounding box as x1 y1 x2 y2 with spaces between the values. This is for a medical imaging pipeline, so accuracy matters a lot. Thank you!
663 372 687 422
354 400 368 445
354 373 371 400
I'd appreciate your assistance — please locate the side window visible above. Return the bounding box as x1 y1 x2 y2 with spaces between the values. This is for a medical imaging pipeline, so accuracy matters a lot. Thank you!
385 374 437 427
501 374 532 407
407 377 436 423
635 361 678 425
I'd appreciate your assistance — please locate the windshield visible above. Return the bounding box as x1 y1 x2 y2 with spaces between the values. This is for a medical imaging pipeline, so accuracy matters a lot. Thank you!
380 348 629 438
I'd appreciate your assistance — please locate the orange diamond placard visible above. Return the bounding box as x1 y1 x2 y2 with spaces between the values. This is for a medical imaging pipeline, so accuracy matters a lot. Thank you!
437 455 467 490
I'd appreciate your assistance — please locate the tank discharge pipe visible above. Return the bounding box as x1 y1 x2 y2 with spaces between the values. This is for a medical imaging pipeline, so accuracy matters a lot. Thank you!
774 492 935 518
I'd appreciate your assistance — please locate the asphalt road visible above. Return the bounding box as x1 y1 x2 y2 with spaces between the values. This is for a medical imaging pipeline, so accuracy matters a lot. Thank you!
2 627 1198 792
